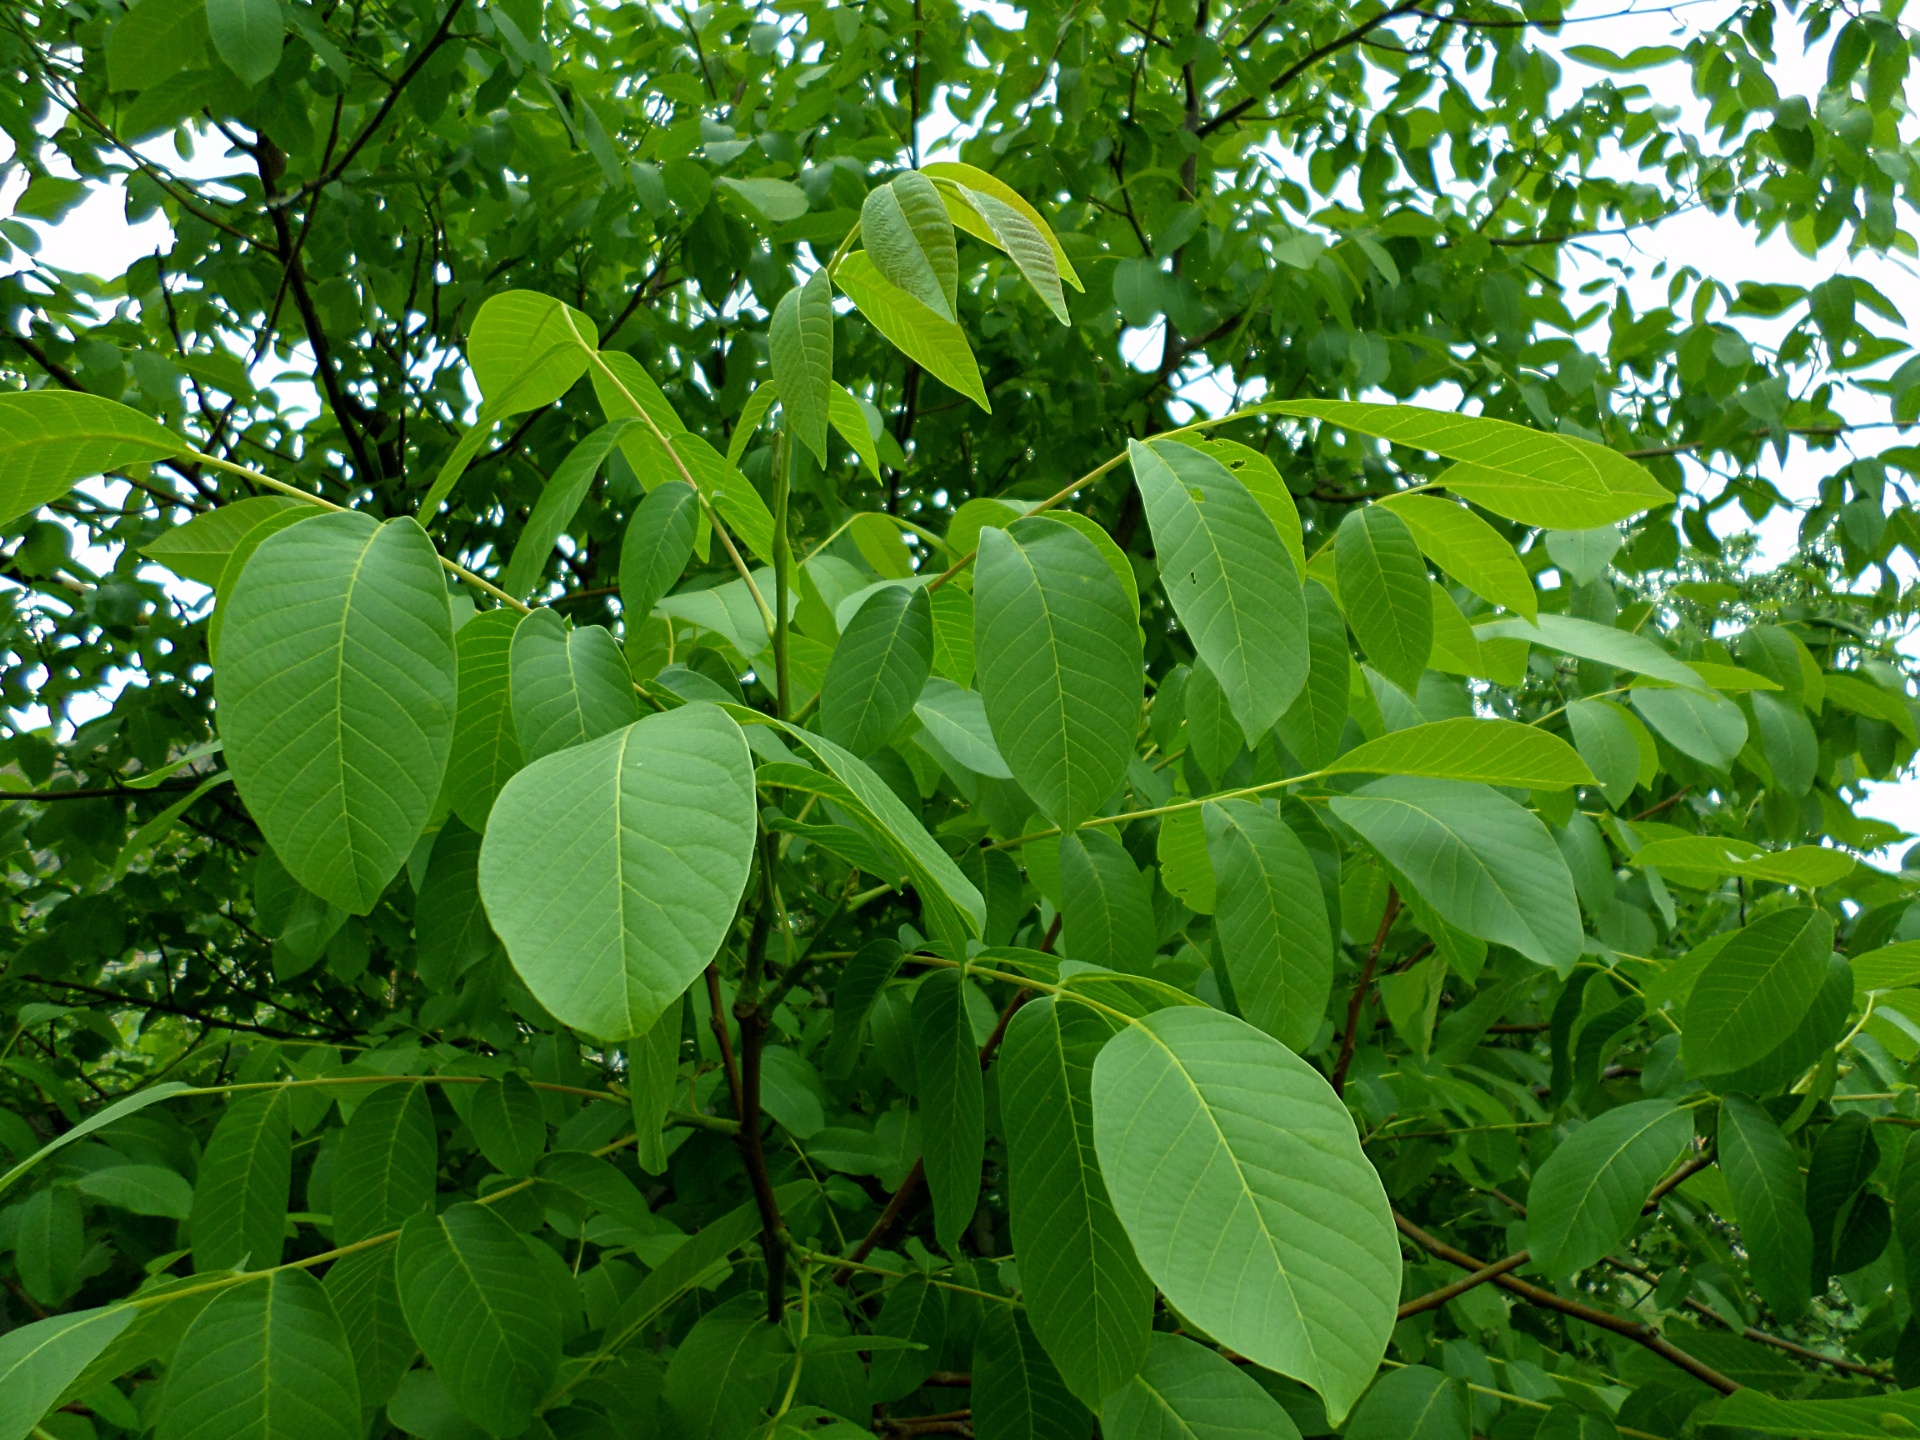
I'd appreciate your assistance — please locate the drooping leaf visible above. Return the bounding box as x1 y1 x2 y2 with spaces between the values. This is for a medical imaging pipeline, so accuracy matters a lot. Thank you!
1091 1007 1400 1423
825 939 907 1079
1060 829 1158 976
911 968 986 1253
322 1247 413 1410
619 480 701 624
834 251 989 411
416 818 497 990
220 512 457 914
1343 1365 1470 1440
861 172 960 321
770 268 835 463
1527 1098 1694 1278
445 608 525 831
1376 493 1535 620
1683 908 1834 1077
973 1306 1094 1440
914 677 1012 778
142 496 314 588
508 607 639 763
952 182 1069 324
479 704 757 1040
1001 997 1154 1410
0 1306 134 1440
1719 1092 1814 1321
71 1163 193 1219
1276 579 1351 771
921 161 1085 291
1322 718 1594 789
1476 613 1705 690
1566 697 1640 808
974 518 1142 831
1335 506 1432 696
821 584 934 756
1628 836 1854 890
1630 685 1749 769
332 1082 436 1243
189 1090 292 1274
829 384 882 478
1203 799 1334 1053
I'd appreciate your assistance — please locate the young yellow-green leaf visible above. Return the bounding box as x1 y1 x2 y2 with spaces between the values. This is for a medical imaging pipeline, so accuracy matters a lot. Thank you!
1129 439 1306 742
1092 1007 1399 1424
829 384 882 478
1719 1093 1813 1321
397 1202 562 1437
974 1306 1094 1440
821 584 934 756
1203 799 1333 1053
1336 506 1432 696
0 1305 134 1440
0 390 183 526
1630 684 1748 769
1061 829 1157 976
157 1270 360 1440
509 608 639 764
142 496 311 588
499 421 633 599
1323 718 1594 790
771 268 835 463
106 0 207 91
620 480 700 624
205 0 284 86
1376 493 1535 621
1189 438 1306 579
953 182 1069 324
220 512 456 914
467 289 597 414
1477 613 1705 690
1276 580 1351 771
834 251 989 411
1683 907 1835 1077
332 1082 435 1243
445 608 523 832
480 705 755 1040
1101 1332 1303 1440
974 519 1141 831
1343 1365 1468 1440
189 1090 291 1274
1002 997 1153 1410
1527 1098 1693 1277
1628 837 1854 890
1330 777 1582 975
1565 697 1639 808
862 172 959 321
921 161 1085 291
1710 1390 1920 1440
911 968 986 1253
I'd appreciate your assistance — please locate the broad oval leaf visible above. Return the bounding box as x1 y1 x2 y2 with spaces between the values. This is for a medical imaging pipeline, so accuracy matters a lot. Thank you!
1101 1332 1302 1440
0 1305 134 1440
1329 777 1583 975
142 495 311 588
205 0 283 86
1630 684 1748 769
1566 697 1639 808
1719 1092 1814 1321
1129 438 1306 741
332 1081 435 1243
396 1202 562 1437
911 968 986 1253
157 1270 360 1440
1323 718 1594 790
1091 1006 1399 1423
445 607 523 832
479 704 756 1040
834 250 988 412
914 677 1012 778
189 1090 291 1274
1376 493 1535 621
1203 799 1333 1053
821 584 934 756
1527 1098 1694 1278
467 289 597 415
1336 506 1433 696
220 511 457 914
771 268 835 463
0 389 182 526
1683 907 1835 1077
974 518 1142 831
509 607 639 763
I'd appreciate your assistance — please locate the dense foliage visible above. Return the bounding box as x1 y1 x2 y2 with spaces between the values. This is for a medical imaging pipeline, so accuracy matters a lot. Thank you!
5 0 1920 1437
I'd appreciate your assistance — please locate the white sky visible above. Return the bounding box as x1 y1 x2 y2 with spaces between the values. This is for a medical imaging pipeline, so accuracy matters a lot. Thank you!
6 0 1919 847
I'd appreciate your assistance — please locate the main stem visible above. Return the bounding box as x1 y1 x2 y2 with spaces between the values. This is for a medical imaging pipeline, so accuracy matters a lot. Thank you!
772 428 794 720
735 835 791 1322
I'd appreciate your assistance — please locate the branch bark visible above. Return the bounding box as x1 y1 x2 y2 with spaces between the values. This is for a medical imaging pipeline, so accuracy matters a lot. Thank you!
1331 887 1399 1097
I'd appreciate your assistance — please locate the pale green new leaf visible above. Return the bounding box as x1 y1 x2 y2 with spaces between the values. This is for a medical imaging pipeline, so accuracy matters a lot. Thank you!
220 512 456 914
955 183 1070 324
1002 997 1153 1410
1091 1007 1399 1424
771 268 835 463
1683 907 1834 1076
1323 718 1594 789
834 251 989 411
861 172 959 321
1060 829 1157 976
911 969 986 1253
821 584 934 756
445 607 523 831
467 289 598 414
830 384 882 478
921 161 1086 290
396 1202 562 1437
1276 580 1350 771
1719 1092 1813 1320
1630 685 1748 769
0 391 184 526
332 1082 435 1243
1203 799 1334 1053
1336 506 1432 695
620 480 700 622
479 704 757 1040
157 1270 360 1440
1129 438 1306 741
1376 493 1535 620
107 0 207 92
142 496 311 588
509 608 639 763
1100 1333 1302 1440
0 1306 134 1440
974 519 1141 831
1527 1098 1694 1277
1476 614 1705 690
914 677 1012 778
1330 777 1583 974
189 1090 291 1273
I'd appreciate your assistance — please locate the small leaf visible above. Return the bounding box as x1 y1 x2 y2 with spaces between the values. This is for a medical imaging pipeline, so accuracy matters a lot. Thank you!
1566 697 1639 808
955 183 1069 324
861 173 959 321
205 0 283 85
1683 907 1835 1077
499 421 633 599
1376 492 1535 621
921 161 1085 290
869 1276 948 1402
332 1082 436 1242
1060 829 1157 976
826 939 907 1079
1101 1332 1303 1440
627 993 684 1174
821 584 934 756
0 391 183 527
911 969 986 1253
1275 580 1351 771
107 0 208 92
771 269 835 464
1719 1092 1814 1321
1336 506 1432 696
834 251 989 412
1203 799 1333 1053
715 175 811 223
70 1163 193 1219
1477 613 1706 690
1527 1098 1694 1278
509 608 639 763
829 384 882 478
973 1306 1094 1440
1343 1365 1469 1440
471 1073 547 1177
620 481 701 623
142 496 312 588
1323 718 1595 789
0 1306 134 1440
189 1090 291 1274
914 677 1012 778
445 609 524 832
1630 685 1748 769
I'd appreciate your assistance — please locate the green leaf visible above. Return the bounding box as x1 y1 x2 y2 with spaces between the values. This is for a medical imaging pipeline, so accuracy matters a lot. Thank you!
1276 580 1351 771
1719 1092 1813 1321
107 0 208 92
1710 1390 1920 1440
470 1074 547 1176
951 182 1069 325
0 391 183 526
1476 614 1706 690
1044 511 1141 619
974 518 1142 831
1002 997 1153 1410
1101 1332 1302 1440
830 384 882 478
322 1247 412 1410
190 1090 291 1273
71 1163 193 1219
1566 698 1639 808
207 504 323 665
627 993 684 1173
662 1293 790 1440
1527 1098 1694 1278
1335 506 1432 695
467 290 597 415
220 512 457 914
1203 799 1333 1053
869 1275 947 1402
1091 1007 1399 1423
1376 493 1535 620
0 1083 192 1200
1630 685 1748 769
1323 718 1594 789
771 269 835 464
417 818 495 990
922 162 1085 291
142 496 312 588
397 1202 562 1437
1708 955 1852 1099
1060 829 1157 976
619 480 700 623
1157 806 1216 915
821 584 934 756
479 704 757 1040
1545 526 1622 586
1129 439 1306 741
1628 837 1854 889
727 382 781 467
445 609 523 832
205 0 283 85
826 939 906 1079
499 421 633 599
1188 438 1305 579
911 968 986 1253
834 251 989 412
157 1270 360 1440
0 1306 134 1440
861 173 960 321
509 608 639 763
1752 690 1817 796
973 1306 1094 1440
914 677 1012 778
1343 1366 1469 1440
1823 672 1918 742
714 175 811 223
1255 400 1671 528
1683 908 1835 1076
333 1082 436 1242
1329 778 1583 975
930 584 976 686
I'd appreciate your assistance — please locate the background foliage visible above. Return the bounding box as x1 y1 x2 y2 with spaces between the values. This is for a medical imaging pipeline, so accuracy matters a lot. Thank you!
4 0 1920 1437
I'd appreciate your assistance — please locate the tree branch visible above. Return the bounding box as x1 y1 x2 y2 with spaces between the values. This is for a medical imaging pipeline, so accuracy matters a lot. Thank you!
1331 887 1399 1097
1197 0 1425 137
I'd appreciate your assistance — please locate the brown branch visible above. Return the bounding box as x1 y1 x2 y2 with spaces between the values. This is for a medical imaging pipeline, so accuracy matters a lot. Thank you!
1197 0 1425 136
17 975 346 1042
1331 887 1400 1097
1397 1250 1531 1318
0 779 203 802
705 964 745 1118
